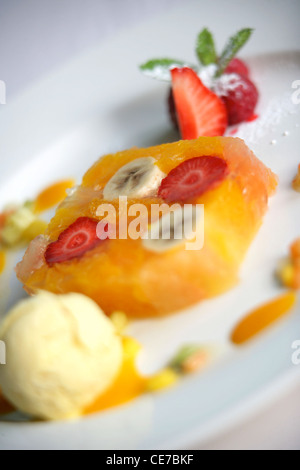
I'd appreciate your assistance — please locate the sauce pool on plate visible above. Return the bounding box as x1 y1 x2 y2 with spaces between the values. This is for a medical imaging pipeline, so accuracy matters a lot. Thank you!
84 337 145 415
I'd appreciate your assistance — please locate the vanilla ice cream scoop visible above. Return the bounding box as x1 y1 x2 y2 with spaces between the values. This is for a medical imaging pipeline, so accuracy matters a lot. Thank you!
0 291 123 420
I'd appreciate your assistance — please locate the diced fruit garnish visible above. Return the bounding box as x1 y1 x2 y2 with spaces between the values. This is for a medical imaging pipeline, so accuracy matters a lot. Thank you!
23 219 48 242
45 217 105 265
217 74 259 125
169 344 209 373
158 155 229 202
225 57 249 77
0 180 76 249
123 337 141 359
1 207 36 246
0 209 15 232
292 164 300 192
24 200 35 211
0 251 5 275
0 204 47 248
0 214 6 232
277 260 295 288
277 238 300 289
171 67 228 139
290 238 300 262
181 349 209 373
110 311 129 333
145 368 179 392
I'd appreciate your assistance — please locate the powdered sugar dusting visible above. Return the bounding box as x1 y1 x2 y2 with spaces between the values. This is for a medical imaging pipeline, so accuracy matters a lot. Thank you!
228 92 300 143
214 73 245 96
143 63 192 81
197 64 218 89
197 66 244 96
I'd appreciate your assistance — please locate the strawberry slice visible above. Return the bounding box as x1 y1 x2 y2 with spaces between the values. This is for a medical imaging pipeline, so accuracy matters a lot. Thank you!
171 67 228 139
158 156 229 202
45 217 107 265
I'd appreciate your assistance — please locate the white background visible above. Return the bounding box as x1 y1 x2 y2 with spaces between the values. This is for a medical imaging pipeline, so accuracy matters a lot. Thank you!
0 0 299 450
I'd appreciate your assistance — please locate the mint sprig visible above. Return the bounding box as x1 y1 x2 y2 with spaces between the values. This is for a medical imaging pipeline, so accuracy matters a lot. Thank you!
139 27 254 81
216 28 253 76
196 28 217 66
139 58 195 81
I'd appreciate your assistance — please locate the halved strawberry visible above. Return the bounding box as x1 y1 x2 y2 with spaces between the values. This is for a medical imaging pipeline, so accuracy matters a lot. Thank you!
171 67 228 139
158 156 229 202
45 217 107 265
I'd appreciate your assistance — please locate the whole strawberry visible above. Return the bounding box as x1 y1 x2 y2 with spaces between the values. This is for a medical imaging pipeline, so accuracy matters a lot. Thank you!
224 57 249 77
216 74 258 125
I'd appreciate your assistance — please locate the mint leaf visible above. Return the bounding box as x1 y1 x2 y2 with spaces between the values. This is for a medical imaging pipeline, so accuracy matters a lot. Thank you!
139 58 194 82
196 28 217 66
217 28 253 76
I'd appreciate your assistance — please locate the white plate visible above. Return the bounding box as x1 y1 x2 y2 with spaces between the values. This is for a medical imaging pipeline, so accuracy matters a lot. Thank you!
0 0 300 450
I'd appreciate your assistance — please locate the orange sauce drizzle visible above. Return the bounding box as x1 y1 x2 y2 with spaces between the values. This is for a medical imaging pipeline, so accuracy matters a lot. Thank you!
34 179 75 213
231 292 297 345
0 251 6 275
85 337 145 415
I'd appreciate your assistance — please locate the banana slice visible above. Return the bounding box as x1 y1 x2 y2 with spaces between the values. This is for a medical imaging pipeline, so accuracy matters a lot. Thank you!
142 205 204 253
103 157 165 200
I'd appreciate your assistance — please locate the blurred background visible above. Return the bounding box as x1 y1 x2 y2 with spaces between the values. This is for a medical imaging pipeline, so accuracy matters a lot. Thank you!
0 0 299 450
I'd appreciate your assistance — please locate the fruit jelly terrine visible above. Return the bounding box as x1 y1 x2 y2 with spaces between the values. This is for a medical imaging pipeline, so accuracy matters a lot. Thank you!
16 137 277 317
